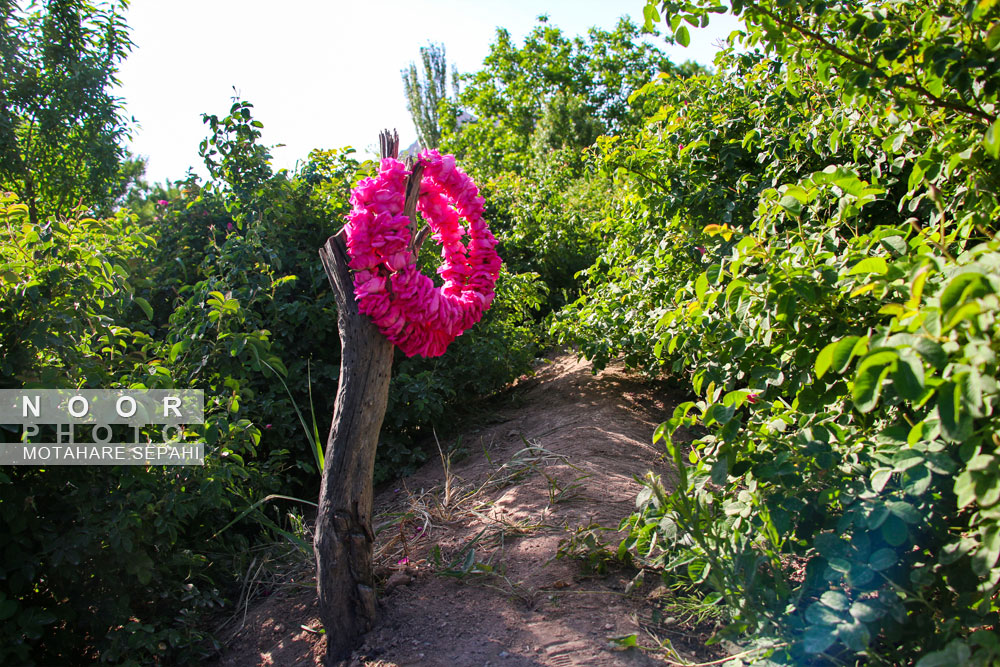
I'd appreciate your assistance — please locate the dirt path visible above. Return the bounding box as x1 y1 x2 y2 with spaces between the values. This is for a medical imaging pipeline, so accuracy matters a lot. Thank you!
214 351 724 666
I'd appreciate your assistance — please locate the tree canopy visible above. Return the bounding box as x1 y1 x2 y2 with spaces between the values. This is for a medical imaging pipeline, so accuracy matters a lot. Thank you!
441 17 679 173
0 0 132 225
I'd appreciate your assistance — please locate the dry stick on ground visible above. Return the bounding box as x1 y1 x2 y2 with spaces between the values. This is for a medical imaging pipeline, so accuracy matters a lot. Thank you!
314 129 421 665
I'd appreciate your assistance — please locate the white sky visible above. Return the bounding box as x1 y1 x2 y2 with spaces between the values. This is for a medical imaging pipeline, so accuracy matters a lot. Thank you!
117 1 741 185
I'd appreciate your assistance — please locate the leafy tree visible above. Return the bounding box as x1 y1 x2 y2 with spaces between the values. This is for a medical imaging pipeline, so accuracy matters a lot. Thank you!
401 42 455 150
441 17 678 173
529 90 604 159
0 0 132 226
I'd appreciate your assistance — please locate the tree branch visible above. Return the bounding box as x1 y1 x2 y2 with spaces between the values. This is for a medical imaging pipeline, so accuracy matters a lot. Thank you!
742 0 996 124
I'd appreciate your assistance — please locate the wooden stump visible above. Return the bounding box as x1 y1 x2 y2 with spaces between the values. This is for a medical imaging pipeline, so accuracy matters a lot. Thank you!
314 131 419 664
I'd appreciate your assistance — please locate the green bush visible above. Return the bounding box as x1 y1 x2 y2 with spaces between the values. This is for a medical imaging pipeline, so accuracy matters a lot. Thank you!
143 102 357 481
558 0 1000 662
0 194 283 665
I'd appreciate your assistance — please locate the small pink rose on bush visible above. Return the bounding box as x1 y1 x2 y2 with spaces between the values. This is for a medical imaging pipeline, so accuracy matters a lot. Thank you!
157 199 168 206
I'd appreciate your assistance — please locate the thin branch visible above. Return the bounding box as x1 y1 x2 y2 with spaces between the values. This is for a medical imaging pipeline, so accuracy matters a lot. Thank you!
625 164 671 193
743 0 995 124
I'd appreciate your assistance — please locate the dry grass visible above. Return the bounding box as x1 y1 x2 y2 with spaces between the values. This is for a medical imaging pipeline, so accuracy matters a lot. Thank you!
371 434 589 604
214 511 317 643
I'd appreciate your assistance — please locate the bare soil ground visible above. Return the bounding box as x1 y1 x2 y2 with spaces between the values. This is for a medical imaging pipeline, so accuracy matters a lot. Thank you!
212 351 727 666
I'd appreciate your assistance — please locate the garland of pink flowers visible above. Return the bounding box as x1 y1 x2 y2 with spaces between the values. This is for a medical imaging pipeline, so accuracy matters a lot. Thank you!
342 150 502 358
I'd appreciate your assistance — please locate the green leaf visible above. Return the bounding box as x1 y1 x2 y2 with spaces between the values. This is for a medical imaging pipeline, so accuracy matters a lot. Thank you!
850 599 882 623
940 273 989 313
871 468 893 493
890 445 922 471
642 4 661 31
837 620 871 651
706 263 723 284
803 624 837 654
988 22 1000 49
168 341 189 363
779 195 803 216
880 236 907 255
676 25 691 47
974 472 1000 509
867 502 891 529
815 341 836 379
461 548 476 573
972 526 1000 575
883 132 905 152
831 335 864 374
814 532 848 558
881 515 908 546
852 348 899 412
968 454 997 472
806 602 845 625
937 381 972 443
888 500 921 524
775 291 797 323
985 117 1000 159
688 558 709 583
695 272 709 302
913 338 946 369
892 352 924 400
869 548 896 571
957 370 985 418
708 403 736 425
916 640 972 667
703 591 723 606
940 537 976 566
848 257 888 276
820 590 849 612
903 464 932 497
265 356 289 378
955 470 977 509
133 296 153 320
828 557 851 573
609 633 638 648
944 301 981 332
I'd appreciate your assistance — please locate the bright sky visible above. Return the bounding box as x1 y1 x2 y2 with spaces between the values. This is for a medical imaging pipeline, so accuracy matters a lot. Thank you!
117 1 741 186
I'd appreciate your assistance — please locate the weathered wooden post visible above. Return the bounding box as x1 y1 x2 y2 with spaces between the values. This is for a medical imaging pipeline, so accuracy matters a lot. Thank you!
314 130 422 664
313 129 498 664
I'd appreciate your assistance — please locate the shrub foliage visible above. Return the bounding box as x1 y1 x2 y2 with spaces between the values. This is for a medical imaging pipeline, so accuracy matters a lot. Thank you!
555 0 1000 662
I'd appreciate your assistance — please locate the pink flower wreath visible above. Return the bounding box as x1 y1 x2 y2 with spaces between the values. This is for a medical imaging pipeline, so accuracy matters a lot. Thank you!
343 150 502 358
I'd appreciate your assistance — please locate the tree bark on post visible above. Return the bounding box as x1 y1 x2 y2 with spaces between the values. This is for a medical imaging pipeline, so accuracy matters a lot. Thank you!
314 130 418 664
